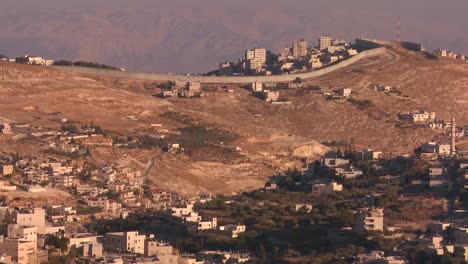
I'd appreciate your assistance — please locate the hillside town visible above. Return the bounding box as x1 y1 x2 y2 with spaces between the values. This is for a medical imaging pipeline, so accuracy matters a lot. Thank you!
433 49 468 62
212 36 359 76
0 33 468 264
0 68 467 263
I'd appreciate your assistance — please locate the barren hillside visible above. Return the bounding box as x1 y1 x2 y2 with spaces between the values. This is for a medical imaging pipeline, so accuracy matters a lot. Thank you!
0 44 467 196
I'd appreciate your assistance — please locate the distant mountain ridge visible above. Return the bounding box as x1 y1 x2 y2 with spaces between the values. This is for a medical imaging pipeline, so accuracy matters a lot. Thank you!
0 0 467 73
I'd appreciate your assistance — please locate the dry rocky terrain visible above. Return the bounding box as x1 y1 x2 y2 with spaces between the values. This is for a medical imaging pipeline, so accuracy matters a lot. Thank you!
0 43 467 196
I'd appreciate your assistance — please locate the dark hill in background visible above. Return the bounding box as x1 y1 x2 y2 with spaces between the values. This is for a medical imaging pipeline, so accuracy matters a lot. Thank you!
1 0 467 73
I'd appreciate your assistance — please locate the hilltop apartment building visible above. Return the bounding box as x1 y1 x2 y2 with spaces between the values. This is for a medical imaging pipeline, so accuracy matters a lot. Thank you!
246 48 267 72
293 39 308 59
319 36 332 50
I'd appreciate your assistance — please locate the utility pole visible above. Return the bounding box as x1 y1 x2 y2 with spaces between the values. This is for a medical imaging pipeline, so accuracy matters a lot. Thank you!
451 117 456 155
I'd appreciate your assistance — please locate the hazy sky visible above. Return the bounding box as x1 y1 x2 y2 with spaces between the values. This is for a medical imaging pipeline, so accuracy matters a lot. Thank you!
1 0 467 72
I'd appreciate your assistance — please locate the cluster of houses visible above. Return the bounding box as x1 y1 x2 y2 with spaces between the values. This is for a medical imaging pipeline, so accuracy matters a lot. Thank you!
419 144 468 189
0 79 466 262
171 201 247 238
355 219 468 263
16 158 78 189
4 155 155 213
0 123 187 221
264 138 468 262
80 166 194 218
265 175 343 195
356 251 407 264
265 148 386 195
0 161 253 264
427 120 467 138
161 81 202 99
433 49 468 62
82 166 147 216
420 141 452 157
410 222 468 262
320 149 383 179
245 81 352 104
407 138 468 190
0 205 204 264
248 81 312 103
216 35 358 76
0 55 54 66
249 82 282 103
398 110 436 123
275 36 358 74
0 206 75 263
339 143 465 192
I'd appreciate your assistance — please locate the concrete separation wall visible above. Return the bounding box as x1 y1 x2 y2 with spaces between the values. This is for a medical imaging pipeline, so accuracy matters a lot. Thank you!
355 39 384 50
401 41 424 52
54 47 386 84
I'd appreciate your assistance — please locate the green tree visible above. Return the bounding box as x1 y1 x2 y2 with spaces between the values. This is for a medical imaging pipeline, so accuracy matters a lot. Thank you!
45 234 68 252
293 77 303 84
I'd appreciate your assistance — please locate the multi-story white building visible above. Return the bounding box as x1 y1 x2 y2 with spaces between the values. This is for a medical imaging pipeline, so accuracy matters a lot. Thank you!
23 55 54 66
337 88 352 98
321 151 349 168
7 224 37 245
87 197 109 209
183 212 202 223
251 82 263 92
264 91 280 102
354 208 384 233
87 198 122 215
421 142 450 156
220 224 246 238
278 47 292 62
412 111 435 122
81 242 103 258
292 39 308 59
104 231 146 254
246 48 267 72
145 239 174 257
319 36 332 50
1 165 13 176
171 202 195 218
12 208 46 234
197 218 217 231
434 49 448 57
354 148 383 161
67 234 100 249
310 57 323 69
0 239 36 264
246 48 266 61
187 82 201 92
399 110 436 123
312 181 343 194
47 205 77 223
